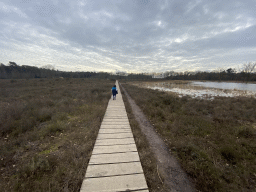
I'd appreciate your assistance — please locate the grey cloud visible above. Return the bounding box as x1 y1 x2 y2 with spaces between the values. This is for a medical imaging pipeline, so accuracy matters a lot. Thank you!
191 25 256 50
1 0 256 72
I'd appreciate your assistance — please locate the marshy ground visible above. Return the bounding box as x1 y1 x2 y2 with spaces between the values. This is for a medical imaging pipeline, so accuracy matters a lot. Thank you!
121 81 256 192
134 80 256 99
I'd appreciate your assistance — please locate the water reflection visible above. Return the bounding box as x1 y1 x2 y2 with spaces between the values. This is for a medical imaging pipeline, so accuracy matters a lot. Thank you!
192 81 256 92
136 81 256 99
148 86 256 99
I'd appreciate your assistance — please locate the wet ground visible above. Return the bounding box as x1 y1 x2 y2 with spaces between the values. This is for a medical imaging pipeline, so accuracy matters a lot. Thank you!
135 81 256 99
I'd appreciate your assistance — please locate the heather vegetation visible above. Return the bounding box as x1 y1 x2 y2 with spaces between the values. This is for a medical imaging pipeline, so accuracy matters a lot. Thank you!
121 82 256 192
0 78 113 191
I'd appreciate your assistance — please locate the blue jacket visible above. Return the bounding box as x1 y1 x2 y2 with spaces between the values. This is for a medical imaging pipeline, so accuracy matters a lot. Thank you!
112 87 117 94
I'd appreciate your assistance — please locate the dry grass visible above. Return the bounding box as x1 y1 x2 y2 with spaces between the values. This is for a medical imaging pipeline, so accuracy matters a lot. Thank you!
0 78 114 191
121 82 256 192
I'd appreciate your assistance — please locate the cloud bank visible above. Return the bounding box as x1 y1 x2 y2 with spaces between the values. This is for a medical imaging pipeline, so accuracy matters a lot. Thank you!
1 0 256 72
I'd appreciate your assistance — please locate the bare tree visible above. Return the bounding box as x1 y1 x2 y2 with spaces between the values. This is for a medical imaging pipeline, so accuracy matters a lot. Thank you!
41 64 55 70
214 67 225 81
242 62 256 82
243 62 256 73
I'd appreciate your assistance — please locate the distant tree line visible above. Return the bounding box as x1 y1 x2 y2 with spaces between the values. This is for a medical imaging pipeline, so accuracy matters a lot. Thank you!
0 62 152 80
165 63 256 82
166 67 256 82
1 61 255 81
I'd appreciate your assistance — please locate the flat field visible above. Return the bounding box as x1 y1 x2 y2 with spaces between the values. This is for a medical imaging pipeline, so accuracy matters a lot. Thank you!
0 78 113 191
122 81 256 192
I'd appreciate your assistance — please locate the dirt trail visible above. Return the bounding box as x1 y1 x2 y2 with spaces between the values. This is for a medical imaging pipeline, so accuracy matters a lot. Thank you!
121 84 195 192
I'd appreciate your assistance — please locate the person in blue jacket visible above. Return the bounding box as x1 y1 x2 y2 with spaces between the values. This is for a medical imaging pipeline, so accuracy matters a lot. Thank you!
112 85 118 100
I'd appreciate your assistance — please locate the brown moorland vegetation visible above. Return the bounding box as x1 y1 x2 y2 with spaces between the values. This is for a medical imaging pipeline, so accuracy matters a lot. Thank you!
0 78 113 191
121 81 256 192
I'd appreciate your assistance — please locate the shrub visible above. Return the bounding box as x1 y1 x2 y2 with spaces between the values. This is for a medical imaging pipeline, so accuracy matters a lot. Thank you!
238 126 255 138
36 107 53 122
43 121 66 136
220 146 238 163
10 79 17 83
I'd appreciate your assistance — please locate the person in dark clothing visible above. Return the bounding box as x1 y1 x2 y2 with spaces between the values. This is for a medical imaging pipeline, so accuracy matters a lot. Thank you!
112 85 118 100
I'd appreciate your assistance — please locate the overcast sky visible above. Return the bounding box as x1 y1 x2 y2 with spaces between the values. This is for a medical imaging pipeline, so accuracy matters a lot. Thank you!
1 0 256 73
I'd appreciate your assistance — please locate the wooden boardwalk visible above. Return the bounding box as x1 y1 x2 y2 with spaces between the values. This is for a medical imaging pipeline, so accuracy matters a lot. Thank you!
80 81 149 192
